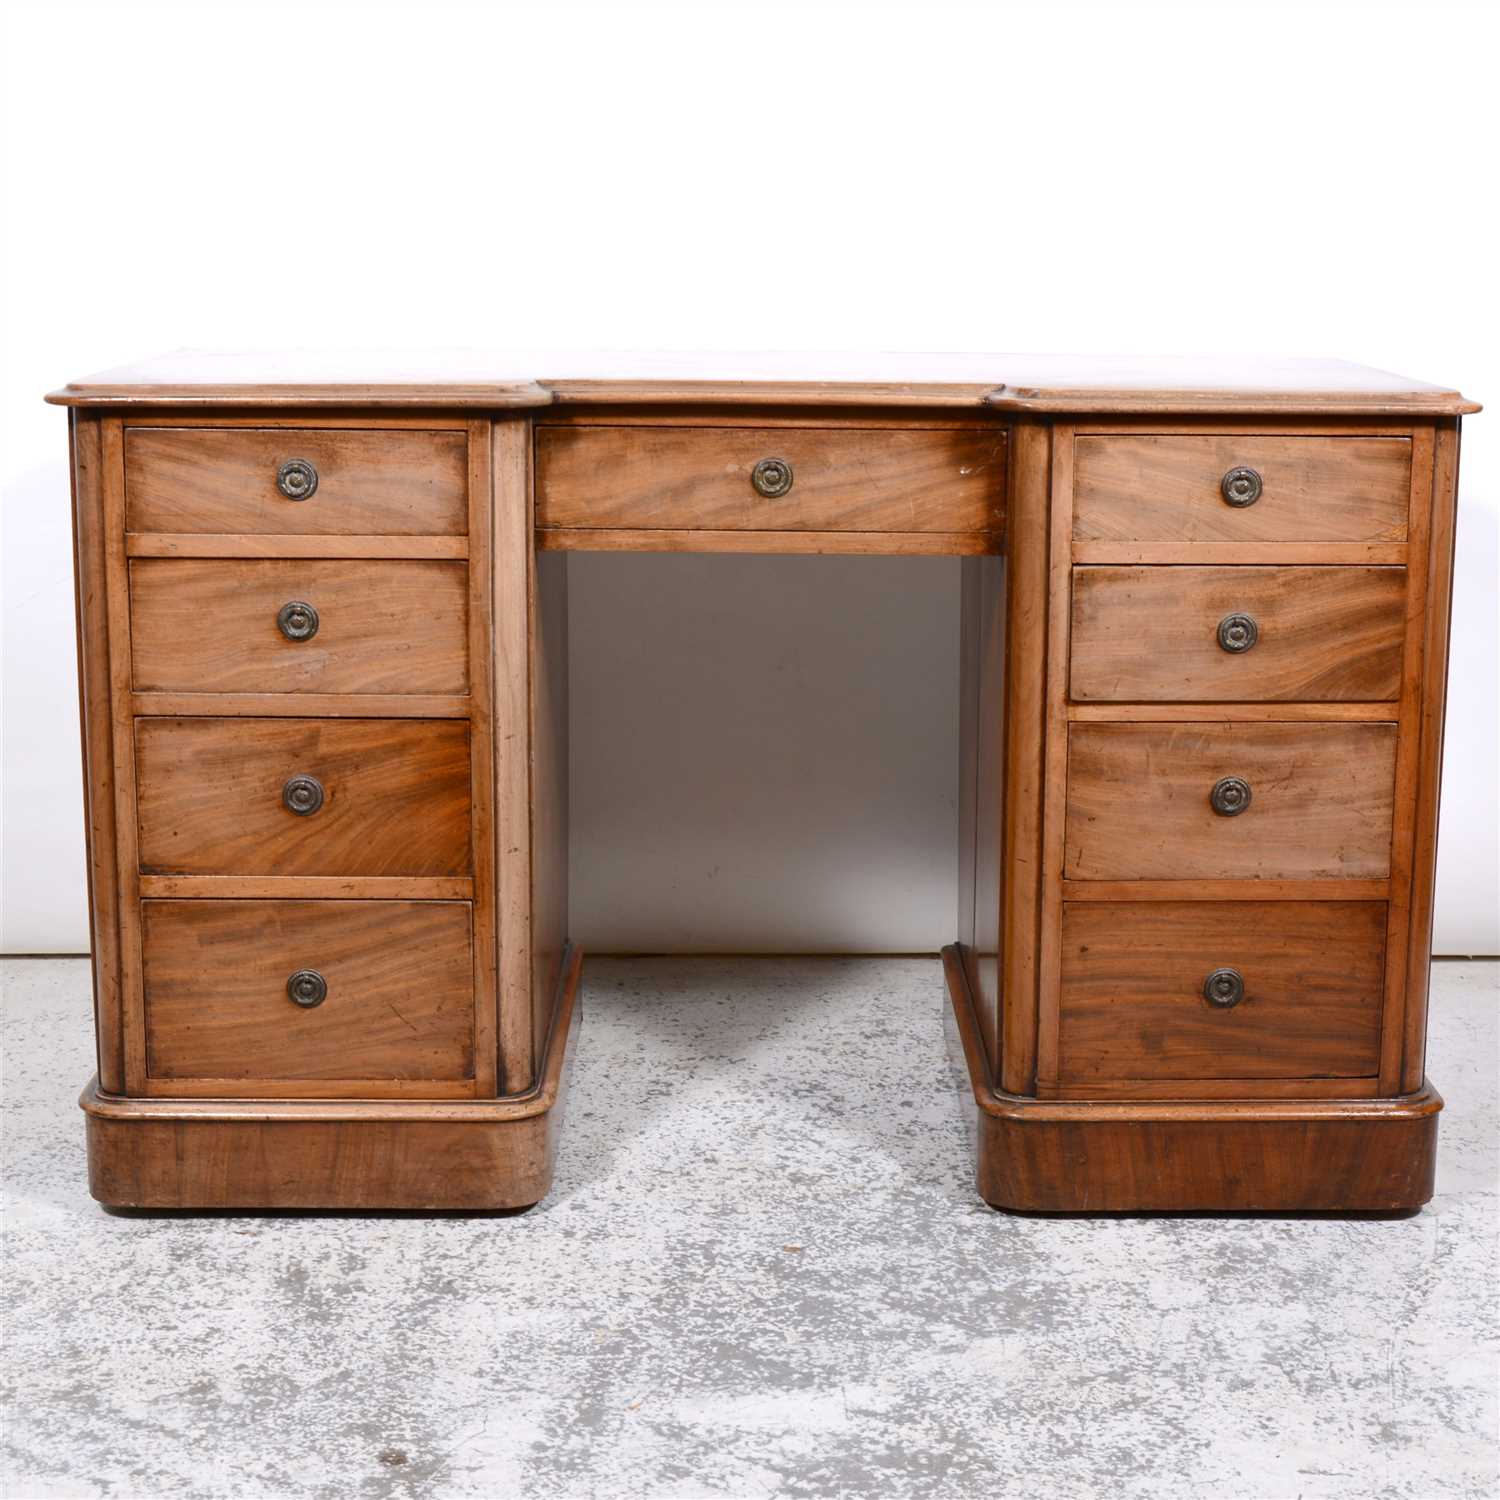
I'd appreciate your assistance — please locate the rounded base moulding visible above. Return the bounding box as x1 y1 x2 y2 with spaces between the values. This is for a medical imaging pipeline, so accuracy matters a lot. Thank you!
942 945 1441 1214
80 946 582 1212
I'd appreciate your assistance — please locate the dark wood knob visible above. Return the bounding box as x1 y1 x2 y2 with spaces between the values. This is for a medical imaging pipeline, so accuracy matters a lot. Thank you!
1217 612 1258 653
287 969 327 1007
1203 967 1245 1007
277 601 319 642
751 457 793 498
1221 466 1262 507
1210 776 1252 817
276 458 319 500
282 774 325 816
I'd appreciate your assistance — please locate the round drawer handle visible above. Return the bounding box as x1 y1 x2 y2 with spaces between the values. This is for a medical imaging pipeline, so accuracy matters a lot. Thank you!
276 600 320 642
1210 775 1252 817
751 457 794 498
282 774 325 817
276 458 319 501
1216 612 1259 653
1203 967 1245 1008
1220 466 1263 507
287 968 328 1008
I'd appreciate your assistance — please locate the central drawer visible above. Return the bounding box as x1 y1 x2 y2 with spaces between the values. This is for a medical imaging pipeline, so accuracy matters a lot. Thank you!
135 718 472 876
130 558 469 695
1064 722 1397 881
141 899 475 1093
535 425 1006 534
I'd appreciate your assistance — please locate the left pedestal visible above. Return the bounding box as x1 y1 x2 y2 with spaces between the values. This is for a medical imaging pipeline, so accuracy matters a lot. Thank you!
60 406 572 1211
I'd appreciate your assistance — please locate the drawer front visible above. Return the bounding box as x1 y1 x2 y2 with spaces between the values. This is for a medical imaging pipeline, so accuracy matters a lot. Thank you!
1058 901 1385 1082
124 428 468 535
1065 722 1397 880
142 900 474 1088
135 718 472 876
535 425 1005 533
130 559 469 695
1070 565 1406 702
1072 434 1411 543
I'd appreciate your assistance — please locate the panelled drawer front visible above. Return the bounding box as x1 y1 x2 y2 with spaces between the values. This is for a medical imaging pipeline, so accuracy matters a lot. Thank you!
1072 434 1411 543
135 718 472 876
1064 722 1397 881
1058 901 1385 1082
141 900 474 1087
130 559 470 694
1070 565 1406 702
535 425 1006 533
124 428 468 535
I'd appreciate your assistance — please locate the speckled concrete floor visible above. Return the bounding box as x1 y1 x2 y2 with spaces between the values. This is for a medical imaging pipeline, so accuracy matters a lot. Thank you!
2 957 1496 1500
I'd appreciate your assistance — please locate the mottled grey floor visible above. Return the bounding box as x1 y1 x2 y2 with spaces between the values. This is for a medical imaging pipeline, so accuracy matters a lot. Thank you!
2 957 1496 1500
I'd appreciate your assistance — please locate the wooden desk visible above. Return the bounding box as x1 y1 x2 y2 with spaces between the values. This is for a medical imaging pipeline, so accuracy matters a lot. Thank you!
47 353 1479 1213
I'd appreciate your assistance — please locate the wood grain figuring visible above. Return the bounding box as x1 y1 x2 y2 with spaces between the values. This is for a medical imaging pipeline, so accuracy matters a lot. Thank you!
997 421 1052 1094
493 419 536 1093
535 425 1006 534
1073 434 1412 542
124 428 468 535
532 549 570 1070
1070 565 1406 702
129 559 468 694
135 718 471 876
141 900 474 1093
68 413 124 1092
945 946 1440 1212
1403 422 1461 1090
1375 427 1436 1091
1034 423 1076 1096
464 418 499 1098
958 554 1005 1068
99 417 149 1090
1064 722 1398 881
1058 902 1385 1083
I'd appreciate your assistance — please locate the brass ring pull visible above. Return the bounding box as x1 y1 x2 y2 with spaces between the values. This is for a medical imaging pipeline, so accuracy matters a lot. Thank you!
751 457 793 498
1221 466 1262 507
1203 967 1245 1007
276 458 319 500
1210 776 1252 817
277 601 319 642
282 774 325 817
1217 612 1258 653
287 969 328 1007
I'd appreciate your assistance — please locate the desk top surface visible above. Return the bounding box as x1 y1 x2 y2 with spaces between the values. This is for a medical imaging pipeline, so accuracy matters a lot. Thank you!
47 350 1479 415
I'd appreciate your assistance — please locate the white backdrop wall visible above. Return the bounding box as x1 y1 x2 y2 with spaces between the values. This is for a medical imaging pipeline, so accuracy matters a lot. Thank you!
2 0 1496 954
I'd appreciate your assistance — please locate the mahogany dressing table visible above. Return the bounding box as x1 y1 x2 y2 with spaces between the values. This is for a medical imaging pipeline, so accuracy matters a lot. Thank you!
47 352 1478 1213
